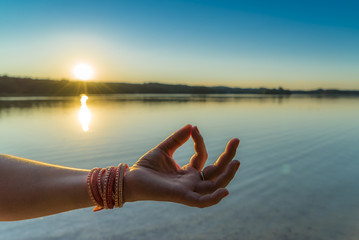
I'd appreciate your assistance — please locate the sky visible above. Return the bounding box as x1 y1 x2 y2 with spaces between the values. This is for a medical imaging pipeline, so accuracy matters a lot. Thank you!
0 0 358 90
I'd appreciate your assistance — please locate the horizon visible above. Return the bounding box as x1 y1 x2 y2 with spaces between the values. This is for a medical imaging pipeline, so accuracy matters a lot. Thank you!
2 74 359 92
1 0 359 90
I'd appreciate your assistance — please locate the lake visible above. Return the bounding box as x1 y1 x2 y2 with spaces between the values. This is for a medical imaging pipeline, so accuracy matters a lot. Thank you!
0 94 358 240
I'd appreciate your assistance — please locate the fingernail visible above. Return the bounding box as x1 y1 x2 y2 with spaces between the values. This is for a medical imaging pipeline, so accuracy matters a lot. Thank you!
236 163 240 171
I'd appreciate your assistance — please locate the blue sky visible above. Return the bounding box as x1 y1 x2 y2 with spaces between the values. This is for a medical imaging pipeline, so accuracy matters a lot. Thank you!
1 0 358 89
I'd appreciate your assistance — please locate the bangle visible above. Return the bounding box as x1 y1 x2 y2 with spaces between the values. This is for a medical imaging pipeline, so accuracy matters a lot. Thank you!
114 165 121 208
102 167 111 209
97 168 105 198
119 164 124 208
87 164 128 212
87 168 98 207
106 167 116 209
91 168 103 208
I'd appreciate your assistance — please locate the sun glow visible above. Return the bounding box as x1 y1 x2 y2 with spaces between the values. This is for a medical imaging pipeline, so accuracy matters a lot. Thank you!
73 63 94 81
78 95 91 132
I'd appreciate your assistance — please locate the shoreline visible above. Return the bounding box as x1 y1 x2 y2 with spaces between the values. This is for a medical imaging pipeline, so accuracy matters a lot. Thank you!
2 75 359 97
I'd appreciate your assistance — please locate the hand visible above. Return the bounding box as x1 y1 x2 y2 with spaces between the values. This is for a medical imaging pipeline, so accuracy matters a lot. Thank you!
123 124 240 208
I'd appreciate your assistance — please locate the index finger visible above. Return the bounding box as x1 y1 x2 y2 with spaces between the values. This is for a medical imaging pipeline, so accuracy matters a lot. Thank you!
157 124 192 156
190 126 208 170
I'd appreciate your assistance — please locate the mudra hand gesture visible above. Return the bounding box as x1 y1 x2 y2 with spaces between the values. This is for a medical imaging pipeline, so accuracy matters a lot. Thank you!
0 124 240 221
124 124 240 207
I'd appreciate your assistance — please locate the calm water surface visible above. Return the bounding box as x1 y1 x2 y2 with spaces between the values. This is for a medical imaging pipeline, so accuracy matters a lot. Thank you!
0 94 358 240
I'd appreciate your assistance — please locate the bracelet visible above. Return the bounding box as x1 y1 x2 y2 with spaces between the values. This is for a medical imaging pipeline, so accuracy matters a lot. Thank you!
114 166 121 208
87 168 98 207
106 167 116 209
87 164 128 212
91 168 103 207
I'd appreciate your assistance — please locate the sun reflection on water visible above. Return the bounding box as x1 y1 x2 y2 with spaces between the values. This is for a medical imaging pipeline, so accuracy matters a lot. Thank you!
78 94 91 132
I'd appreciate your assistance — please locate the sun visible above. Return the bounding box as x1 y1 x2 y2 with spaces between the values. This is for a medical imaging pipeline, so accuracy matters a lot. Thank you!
73 63 94 81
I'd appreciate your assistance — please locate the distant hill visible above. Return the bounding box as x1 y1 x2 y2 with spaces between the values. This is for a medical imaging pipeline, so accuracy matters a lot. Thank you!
0 75 292 96
291 89 359 95
1 75 358 96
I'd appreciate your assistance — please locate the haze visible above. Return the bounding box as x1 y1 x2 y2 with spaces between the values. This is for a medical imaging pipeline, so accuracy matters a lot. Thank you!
1 0 358 90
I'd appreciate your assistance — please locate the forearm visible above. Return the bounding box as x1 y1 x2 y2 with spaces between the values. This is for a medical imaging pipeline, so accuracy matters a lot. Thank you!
0 154 93 221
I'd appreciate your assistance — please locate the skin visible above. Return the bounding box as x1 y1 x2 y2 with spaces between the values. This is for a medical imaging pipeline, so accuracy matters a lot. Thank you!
0 125 240 221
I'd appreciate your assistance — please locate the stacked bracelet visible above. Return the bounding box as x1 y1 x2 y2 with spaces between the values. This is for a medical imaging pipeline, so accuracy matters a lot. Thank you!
87 163 128 212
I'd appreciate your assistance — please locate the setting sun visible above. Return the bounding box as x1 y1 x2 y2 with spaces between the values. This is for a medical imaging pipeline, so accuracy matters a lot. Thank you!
73 63 94 81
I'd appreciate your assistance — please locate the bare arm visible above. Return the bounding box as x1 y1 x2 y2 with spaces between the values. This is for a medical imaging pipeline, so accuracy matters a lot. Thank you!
0 154 92 221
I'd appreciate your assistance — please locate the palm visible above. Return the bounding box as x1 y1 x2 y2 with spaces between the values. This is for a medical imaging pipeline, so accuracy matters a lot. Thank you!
124 125 240 208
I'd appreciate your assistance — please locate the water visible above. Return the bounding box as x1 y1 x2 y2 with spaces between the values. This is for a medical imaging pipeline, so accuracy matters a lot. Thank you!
0 94 358 240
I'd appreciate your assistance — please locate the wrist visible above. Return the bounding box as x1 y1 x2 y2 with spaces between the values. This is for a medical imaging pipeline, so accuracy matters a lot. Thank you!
123 167 132 203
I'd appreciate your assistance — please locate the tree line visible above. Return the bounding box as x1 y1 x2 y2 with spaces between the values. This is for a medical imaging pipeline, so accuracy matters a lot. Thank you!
0 75 294 96
2 75 358 96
